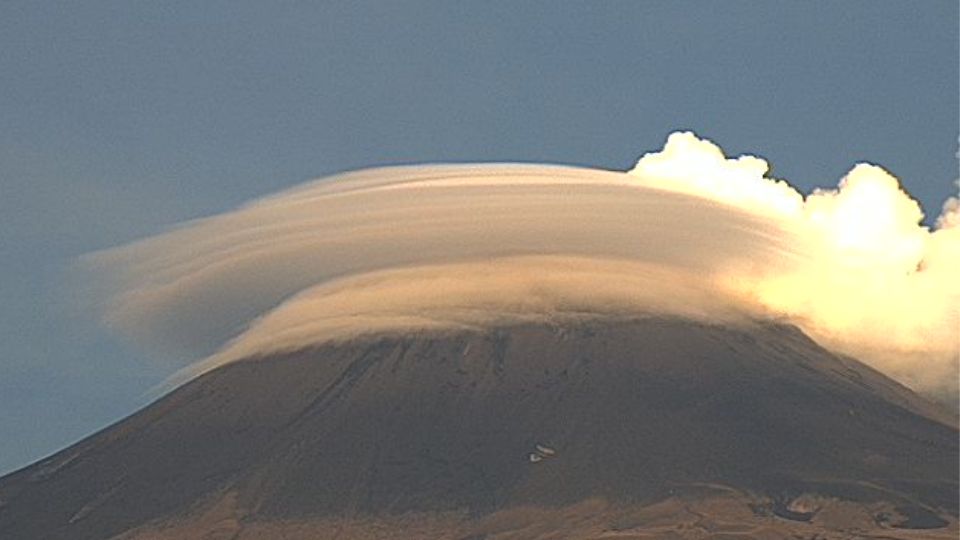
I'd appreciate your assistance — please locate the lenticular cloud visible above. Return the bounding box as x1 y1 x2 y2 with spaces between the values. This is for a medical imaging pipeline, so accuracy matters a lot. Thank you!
84 132 960 398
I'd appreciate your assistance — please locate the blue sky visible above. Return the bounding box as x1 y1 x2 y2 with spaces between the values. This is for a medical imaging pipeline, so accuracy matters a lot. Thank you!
1 1 957 474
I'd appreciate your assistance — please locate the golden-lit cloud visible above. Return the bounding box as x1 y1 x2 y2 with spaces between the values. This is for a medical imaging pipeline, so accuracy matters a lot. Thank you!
630 133 959 395
84 132 960 398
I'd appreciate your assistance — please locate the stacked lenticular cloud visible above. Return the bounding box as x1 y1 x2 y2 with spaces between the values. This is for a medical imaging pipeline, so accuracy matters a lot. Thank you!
86 132 960 398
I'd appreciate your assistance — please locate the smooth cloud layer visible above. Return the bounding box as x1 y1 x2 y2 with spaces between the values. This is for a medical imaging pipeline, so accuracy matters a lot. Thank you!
85 133 960 398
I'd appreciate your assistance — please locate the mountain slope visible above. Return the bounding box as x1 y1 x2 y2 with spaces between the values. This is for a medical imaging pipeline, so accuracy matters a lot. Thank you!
0 318 956 539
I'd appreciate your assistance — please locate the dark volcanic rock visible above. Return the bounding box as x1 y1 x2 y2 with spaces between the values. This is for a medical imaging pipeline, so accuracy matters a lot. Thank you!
0 318 956 539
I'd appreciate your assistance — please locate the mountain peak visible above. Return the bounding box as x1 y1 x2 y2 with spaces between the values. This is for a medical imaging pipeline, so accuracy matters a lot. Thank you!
1 318 956 538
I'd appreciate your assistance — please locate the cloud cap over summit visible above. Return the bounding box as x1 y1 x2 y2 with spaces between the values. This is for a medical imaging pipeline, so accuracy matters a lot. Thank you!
84 132 960 397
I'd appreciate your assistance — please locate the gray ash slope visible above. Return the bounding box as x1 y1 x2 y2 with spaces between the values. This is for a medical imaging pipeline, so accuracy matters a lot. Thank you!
0 318 956 539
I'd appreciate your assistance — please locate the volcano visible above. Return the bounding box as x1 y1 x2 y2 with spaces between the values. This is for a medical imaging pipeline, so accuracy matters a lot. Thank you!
0 317 956 539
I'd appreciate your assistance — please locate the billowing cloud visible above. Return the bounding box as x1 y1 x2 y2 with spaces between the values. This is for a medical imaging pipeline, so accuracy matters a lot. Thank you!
84 132 960 398
630 133 960 396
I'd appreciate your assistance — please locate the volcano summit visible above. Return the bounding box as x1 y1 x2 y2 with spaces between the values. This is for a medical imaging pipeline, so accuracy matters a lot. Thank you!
3 133 958 538
0 318 956 539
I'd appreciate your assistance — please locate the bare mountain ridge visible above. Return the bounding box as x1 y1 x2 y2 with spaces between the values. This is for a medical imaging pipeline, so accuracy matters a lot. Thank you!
0 317 956 539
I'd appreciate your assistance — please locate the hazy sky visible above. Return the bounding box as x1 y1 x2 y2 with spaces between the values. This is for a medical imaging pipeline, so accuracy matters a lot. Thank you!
1 1 957 475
